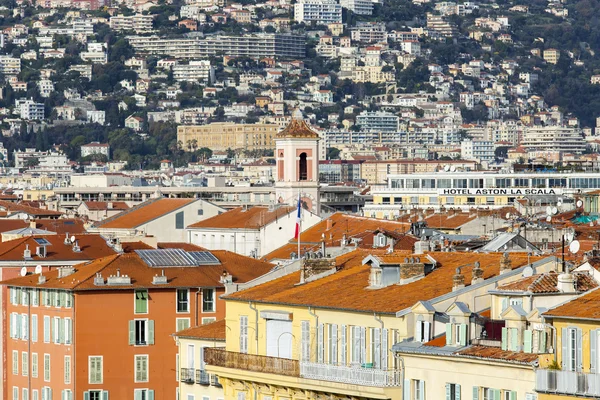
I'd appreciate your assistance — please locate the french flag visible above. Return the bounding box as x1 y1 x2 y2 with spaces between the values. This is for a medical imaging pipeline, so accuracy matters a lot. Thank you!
294 196 302 239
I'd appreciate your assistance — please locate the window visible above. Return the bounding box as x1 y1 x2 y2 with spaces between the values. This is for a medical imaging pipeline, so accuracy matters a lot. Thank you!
446 323 467 346
176 318 190 332
60 390 72 400
22 288 28 305
32 315 38 342
32 289 39 306
64 356 71 384
89 356 103 384
299 152 308 180
42 388 52 400
32 353 38 378
446 383 460 400
53 317 61 344
32 390 38 400
240 316 248 353
13 350 18 375
13 387 18 400
503 391 517 400
563 327 582 372
65 292 73 308
43 316 50 343
22 351 28 376
202 289 215 312
87 391 103 400
177 289 189 313
21 314 28 340
44 354 50 382
175 211 184 229
135 355 149 382
22 388 28 400
134 389 154 400
64 318 72 344
135 290 148 314
415 320 431 343
130 319 154 346
202 317 216 324
413 380 424 400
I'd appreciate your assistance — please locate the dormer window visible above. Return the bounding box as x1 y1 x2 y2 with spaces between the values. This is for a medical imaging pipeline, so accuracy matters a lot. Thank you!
415 319 431 343
376 234 386 248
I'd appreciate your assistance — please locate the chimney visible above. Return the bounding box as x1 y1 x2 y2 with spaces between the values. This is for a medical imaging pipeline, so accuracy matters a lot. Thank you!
557 273 576 293
399 257 425 284
107 202 113 209
29 220 36 229
471 262 483 285
453 267 465 291
499 252 512 275
448 208 456 217
326 219 333 231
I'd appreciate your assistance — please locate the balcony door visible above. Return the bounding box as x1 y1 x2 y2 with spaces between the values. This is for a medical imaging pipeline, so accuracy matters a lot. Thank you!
188 344 195 369
266 319 292 359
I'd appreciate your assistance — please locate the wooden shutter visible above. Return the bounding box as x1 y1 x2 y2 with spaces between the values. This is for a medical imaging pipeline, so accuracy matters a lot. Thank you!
102 392 109 400
459 324 467 346
317 323 324 363
352 326 360 363
510 328 518 351
404 380 410 400
446 323 453 345
455 384 461 400
592 329 598 373
561 327 568 370
472 386 479 400
331 324 338 365
539 330 547 353
492 389 501 400
129 321 135 345
147 320 155 345
446 384 451 400
16 314 21 339
32 315 38 342
382 328 388 370
374 328 381 368
424 321 431 342
501 327 508 351
44 316 50 343
147 390 154 400
509 391 516 400
419 380 425 400
416 321 422 342
59 318 65 344
239 316 248 353
577 327 583 371
301 321 310 361
340 325 347 365
360 326 366 363
523 330 533 353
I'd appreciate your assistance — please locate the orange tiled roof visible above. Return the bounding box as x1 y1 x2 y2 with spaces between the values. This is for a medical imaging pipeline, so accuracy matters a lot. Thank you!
158 242 207 251
424 213 477 230
496 271 597 294
227 250 543 314
173 319 226 340
93 198 196 229
0 200 62 217
456 346 539 364
0 234 117 261
544 287 600 320
276 117 319 139
188 206 295 229
1 250 274 290
83 201 129 211
0 219 85 234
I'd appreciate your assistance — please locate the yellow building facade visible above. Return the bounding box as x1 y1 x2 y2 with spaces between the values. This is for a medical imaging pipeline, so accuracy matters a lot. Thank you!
177 123 280 153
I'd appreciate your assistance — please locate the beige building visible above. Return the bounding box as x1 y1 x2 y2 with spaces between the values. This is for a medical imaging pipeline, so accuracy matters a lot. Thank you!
177 123 280 152
352 65 395 83
543 48 560 64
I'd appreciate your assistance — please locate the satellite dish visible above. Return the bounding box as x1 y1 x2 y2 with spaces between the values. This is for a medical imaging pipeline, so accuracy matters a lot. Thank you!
506 212 511 219
546 206 552 215
35 265 42 274
577 199 583 208
20 266 27 277
444 165 450 171
569 240 580 254
546 216 552 222
70 236 76 243
552 207 558 215
557 200 562 207
450 165 456 172
522 266 534 277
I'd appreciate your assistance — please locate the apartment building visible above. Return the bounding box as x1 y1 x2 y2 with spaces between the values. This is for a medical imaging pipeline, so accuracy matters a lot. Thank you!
172 60 214 83
351 23 387 42
37 79 54 98
460 139 495 163
543 48 560 65
3 248 275 400
109 14 155 33
521 127 586 154
426 13 458 37
18 100 45 120
177 122 280 152
0 55 21 75
324 130 403 147
294 0 342 24
356 111 400 132
127 34 306 59
80 142 110 159
351 65 394 83
339 0 373 15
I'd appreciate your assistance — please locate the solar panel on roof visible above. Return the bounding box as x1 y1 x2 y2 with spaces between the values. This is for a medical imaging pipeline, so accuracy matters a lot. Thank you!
34 238 51 246
135 249 220 267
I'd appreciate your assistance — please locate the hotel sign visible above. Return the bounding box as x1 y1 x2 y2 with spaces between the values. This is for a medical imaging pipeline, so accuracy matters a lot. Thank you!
438 188 561 196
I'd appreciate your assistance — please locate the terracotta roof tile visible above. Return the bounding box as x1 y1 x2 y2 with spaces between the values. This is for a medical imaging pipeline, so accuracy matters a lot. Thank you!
1 250 274 290
424 213 477 230
544 287 600 320
0 200 63 217
158 242 207 251
0 219 86 234
423 335 446 347
83 201 129 211
496 271 597 294
0 234 117 262
188 206 295 229
173 319 226 340
456 345 539 364
227 250 543 314
276 117 319 139
93 198 196 229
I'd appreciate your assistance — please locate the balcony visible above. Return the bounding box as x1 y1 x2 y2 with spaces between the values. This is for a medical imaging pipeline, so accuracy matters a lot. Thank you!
196 369 210 385
300 362 401 387
204 348 299 377
180 368 194 383
536 369 600 397
211 374 222 387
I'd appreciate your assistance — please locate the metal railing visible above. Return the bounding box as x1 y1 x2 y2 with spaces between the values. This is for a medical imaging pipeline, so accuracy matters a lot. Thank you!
300 362 402 387
204 348 299 377
196 369 210 385
180 368 194 383
536 369 600 397
211 374 222 387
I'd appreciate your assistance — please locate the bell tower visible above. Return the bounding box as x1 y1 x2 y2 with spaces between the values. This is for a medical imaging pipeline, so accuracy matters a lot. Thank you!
275 111 320 215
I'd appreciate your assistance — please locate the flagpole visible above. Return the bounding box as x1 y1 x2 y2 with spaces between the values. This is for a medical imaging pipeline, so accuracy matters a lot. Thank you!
298 189 301 259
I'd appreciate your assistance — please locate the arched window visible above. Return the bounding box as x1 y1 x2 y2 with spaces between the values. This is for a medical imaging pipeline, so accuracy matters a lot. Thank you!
299 152 307 181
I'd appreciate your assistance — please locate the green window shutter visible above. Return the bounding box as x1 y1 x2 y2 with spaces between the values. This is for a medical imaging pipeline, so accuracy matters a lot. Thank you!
493 389 501 400
404 380 410 400
539 330 547 353
456 384 461 400
59 318 65 344
509 390 517 400
148 390 154 400
524 330 533 353
84 392 89 400
459 324 467 346
128 321 135 345
472 386 479 400
446 384 451 400
134 391 141 400
591 329 598 373
102 391 109 400
148 320 155 345
510 328 518 351
501 328 508 351
446 323 453 345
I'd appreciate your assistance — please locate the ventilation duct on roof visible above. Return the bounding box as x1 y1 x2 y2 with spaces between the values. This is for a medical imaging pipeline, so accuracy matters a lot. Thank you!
152 270 168 285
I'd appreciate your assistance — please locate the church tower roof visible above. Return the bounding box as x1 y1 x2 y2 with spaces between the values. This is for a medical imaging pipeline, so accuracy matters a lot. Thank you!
276 110 319 139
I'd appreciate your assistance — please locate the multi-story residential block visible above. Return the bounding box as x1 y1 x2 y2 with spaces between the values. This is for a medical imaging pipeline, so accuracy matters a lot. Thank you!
351 65 395 83
339 0 373 15
127 34 306 59
356 111 400 132
68 64 92 79
460 139 495 163
80 142 110 159
318 159 363 183
426 13 458 37
110 14 155 33
172 60 214 83
86 110 105 125
294 0 342 24
543 48 560 65
0 55 21 75
37 79 54 98
351 23 387 42
3 248 275 400
177 122 280 152
521 127 586 154
18 100 45 120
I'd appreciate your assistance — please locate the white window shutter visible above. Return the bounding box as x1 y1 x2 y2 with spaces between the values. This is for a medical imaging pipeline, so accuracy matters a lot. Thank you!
331 324 338 365
446 384 451 400
301 321 310 362
374 328 381 368
416 321 422 342
418 380 425 400
501 327 508 351
382 328 388 370
32 315 38 343
239 316 248 354
424 321 431 342
446 323 453 346
472 386 479 400
459 324 467 346
340 325 347 365
352 326 360 363
16 314 21 339
317 323 324 363
561 327 568 370
591 329 598 373
455 384 461 400
577 328 583 372
360 327 366 363
539 330 547 353
404 380 410 400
